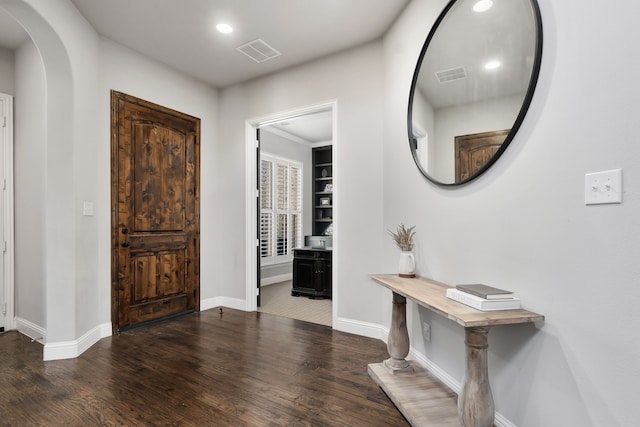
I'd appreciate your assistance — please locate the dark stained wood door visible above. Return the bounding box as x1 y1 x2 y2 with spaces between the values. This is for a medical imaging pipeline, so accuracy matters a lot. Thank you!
111 91 200 332
455 129 510 182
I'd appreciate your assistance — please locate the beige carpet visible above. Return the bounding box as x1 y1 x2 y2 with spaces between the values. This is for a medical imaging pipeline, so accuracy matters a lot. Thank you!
258 281 332 327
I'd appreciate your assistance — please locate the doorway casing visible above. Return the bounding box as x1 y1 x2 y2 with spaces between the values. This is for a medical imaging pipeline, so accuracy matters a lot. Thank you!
245 100 337 322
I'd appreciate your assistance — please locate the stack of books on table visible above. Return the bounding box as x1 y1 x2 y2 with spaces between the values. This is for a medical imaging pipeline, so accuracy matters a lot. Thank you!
446 284 521 311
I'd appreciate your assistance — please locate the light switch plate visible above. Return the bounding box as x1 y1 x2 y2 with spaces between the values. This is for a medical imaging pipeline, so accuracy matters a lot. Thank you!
585 169 622 205
82 201 94 216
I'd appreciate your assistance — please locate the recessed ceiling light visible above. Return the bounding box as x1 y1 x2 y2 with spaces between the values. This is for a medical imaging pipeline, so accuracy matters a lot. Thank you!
484 60 501 70
216 23 233 34
473 0 493 13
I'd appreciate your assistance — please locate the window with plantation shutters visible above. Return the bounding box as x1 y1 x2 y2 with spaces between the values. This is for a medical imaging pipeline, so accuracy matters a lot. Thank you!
260 152 303 265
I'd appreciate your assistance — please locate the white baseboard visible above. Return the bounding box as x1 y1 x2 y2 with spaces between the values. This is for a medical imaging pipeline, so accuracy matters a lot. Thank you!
333 316 515 427
408 346 461 393
15 316 46 342
34 297 251 361
260 273 292 286
43 322 112 361
332 316 389 342
493 413 517 427
408 346 515 427
201 296 247 312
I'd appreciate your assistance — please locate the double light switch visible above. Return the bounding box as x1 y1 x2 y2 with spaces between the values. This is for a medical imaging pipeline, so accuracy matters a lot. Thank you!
585 169 622 205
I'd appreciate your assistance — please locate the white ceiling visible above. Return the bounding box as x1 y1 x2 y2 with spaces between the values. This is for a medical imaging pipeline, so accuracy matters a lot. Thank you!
263 109 333 144
1 1 408 88
59 0 406 88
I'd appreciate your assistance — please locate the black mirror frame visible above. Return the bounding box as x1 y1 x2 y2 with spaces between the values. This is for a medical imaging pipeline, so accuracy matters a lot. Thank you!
407 0 543 187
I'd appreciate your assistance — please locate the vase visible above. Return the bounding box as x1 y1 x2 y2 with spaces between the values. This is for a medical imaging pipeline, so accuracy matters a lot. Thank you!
398 251 415 278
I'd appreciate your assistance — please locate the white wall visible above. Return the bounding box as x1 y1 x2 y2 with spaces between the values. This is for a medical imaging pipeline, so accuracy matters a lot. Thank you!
383 0 640 426
14 38 45 331
97 37 219 305
218 42 389 325
0 46 14 94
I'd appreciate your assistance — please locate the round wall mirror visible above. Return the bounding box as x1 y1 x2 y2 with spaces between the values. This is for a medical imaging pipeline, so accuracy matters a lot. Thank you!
408 0 542 186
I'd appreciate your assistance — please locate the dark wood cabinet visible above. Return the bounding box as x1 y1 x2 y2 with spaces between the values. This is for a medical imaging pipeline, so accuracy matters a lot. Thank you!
292 249 332 299
313 146 332 236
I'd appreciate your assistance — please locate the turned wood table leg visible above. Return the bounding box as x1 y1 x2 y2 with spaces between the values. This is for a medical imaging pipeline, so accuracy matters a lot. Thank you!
458 326 494 427
384 292 413 373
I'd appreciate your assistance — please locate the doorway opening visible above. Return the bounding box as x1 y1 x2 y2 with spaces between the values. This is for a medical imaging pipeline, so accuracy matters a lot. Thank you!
245 101 337 326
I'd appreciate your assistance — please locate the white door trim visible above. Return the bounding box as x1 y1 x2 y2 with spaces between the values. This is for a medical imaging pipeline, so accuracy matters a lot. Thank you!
244 100 338 322
0 93 15 332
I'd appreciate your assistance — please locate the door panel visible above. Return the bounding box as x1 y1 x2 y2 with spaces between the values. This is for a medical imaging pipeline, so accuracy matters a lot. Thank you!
133 124 185 231
455 129 509 182
111 91 200 332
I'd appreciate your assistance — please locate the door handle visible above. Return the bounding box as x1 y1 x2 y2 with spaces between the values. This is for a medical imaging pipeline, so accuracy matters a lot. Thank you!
121 241 130 248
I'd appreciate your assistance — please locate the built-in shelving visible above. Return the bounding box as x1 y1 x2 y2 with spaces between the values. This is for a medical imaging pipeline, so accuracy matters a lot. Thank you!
313 146 332 236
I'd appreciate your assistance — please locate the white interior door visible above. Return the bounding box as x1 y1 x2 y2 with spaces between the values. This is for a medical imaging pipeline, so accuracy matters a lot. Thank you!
0 96 4 332
0 93 14 332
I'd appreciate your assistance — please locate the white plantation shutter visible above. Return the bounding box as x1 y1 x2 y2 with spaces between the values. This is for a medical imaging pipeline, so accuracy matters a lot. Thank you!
291 212 301 251
276 213 287 256
260 159 273 210
289 166 302 250
290 167 301 210
276 163 288 210
260 152 303 265
260 159 274 259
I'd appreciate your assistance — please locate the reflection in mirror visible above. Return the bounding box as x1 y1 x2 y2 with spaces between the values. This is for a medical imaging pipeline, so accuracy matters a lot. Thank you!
408 0 542 185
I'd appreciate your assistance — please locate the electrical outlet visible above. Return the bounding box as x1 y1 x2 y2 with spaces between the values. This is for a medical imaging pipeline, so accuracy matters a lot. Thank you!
422 322 431 342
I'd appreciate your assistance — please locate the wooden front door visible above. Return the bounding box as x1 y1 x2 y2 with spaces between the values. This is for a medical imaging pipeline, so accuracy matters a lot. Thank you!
111 91 200 332
455 129 510 182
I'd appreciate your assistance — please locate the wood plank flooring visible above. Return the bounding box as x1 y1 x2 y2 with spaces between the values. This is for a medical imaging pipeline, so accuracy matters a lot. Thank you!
0 308 409 426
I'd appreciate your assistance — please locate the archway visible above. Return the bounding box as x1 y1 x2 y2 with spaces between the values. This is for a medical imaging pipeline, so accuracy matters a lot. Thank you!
0 0 76 356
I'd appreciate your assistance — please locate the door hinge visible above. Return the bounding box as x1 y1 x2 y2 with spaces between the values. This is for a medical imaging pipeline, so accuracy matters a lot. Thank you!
1 116 5 128
2 241 6 253
2 179 5 190
255 189 260 198
2 303 6 315
256 239 260 247
255 140 260 149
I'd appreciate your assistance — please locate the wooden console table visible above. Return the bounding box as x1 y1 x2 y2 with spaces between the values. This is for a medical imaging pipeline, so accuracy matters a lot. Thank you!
368 274 544 427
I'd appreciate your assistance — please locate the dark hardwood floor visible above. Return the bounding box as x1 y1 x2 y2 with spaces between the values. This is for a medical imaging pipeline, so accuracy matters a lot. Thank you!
0 308 409 426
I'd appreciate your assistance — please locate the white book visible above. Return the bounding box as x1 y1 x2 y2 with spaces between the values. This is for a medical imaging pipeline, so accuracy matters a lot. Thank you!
446 288 521 311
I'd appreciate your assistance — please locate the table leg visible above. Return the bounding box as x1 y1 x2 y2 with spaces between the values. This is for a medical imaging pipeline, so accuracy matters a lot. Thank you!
384 292 413 373
458 326 494 427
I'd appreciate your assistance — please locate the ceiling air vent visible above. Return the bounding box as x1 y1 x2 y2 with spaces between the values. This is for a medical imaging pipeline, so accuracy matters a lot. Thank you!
236 39 282 63
435 66 467 83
